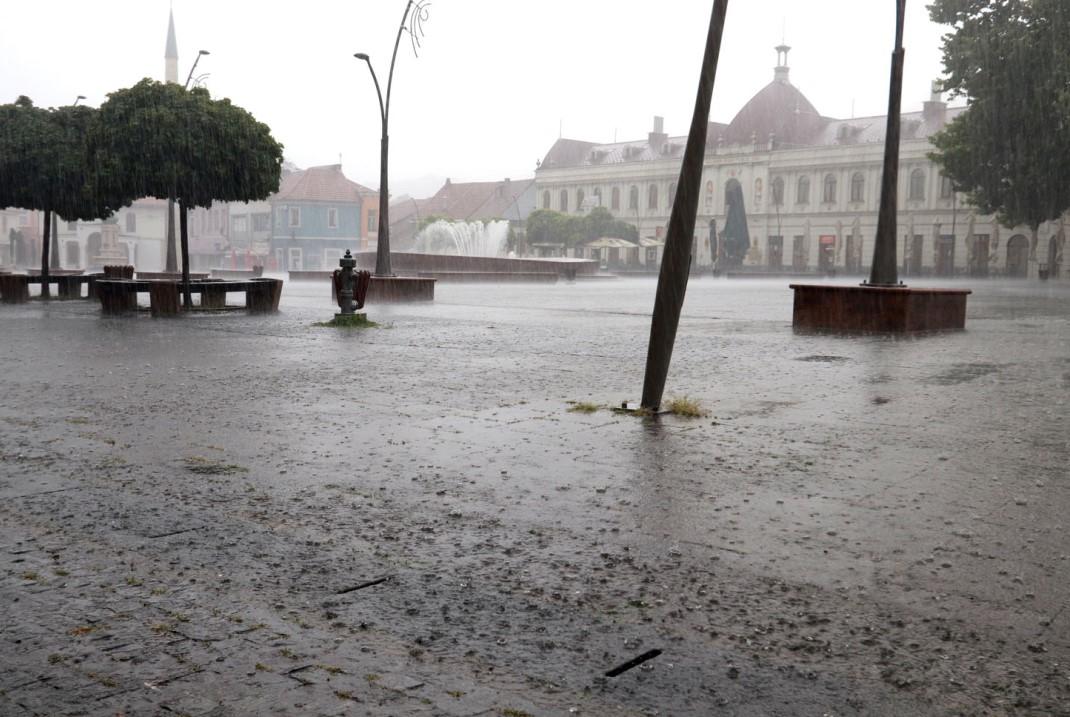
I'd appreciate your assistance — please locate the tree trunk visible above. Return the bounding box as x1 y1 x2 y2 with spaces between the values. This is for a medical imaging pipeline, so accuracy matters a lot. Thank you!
40 208 52 299
50 213 60 270
640 0 728 410
180 202 192 309
166 197 178 272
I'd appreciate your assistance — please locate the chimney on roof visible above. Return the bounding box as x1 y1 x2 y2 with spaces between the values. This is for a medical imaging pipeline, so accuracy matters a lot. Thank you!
774 44 791 84
648 116 667 154
923 79 947 128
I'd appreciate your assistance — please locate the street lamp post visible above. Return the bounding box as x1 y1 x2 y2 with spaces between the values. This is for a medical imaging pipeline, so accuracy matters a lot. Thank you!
73 95 86 106
355 0 431 278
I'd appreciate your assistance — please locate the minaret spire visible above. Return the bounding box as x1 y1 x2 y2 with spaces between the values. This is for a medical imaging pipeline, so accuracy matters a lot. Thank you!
165 8 179 83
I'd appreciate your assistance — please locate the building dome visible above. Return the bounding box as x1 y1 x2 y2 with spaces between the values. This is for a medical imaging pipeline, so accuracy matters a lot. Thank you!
721 46 826 148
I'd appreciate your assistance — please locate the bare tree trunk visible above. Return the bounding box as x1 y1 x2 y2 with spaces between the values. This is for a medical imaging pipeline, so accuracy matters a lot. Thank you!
640 0 729 410
180 202 192 309
40 208 52 299
166 197 178 272
50 213 60 269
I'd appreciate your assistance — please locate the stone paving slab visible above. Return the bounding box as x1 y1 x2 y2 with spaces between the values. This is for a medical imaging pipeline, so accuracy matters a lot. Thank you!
1 280 1068 715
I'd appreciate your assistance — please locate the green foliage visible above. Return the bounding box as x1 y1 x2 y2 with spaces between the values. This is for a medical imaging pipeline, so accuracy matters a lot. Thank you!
418 214 451 230
525 206 638 249
87 79 284 210
928 0 1070 233
0 98 126 221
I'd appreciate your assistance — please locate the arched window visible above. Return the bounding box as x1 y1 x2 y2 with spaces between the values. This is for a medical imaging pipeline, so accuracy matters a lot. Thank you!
611 187 621 211
648 184 659 210
577 189 585 210
772 177 784 206
797 176 810 204
629 186 639 211
542 191 550 210
593 187 602 207
822 174 837 203
850 173 865 203
560 190 569 212
668 182 677 207
705 180 714 208
909 169 926 201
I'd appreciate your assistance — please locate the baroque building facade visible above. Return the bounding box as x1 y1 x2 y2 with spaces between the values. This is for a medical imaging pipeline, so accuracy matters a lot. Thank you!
534 47 1066 280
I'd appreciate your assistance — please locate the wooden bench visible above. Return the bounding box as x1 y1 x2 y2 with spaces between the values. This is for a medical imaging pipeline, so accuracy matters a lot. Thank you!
95 278 283 316
0 272 103 302
211 267 263 279
136 271 210 280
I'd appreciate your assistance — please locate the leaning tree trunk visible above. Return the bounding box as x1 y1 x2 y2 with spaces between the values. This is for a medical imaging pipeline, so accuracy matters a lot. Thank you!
40 208 52 299
180 201 192 309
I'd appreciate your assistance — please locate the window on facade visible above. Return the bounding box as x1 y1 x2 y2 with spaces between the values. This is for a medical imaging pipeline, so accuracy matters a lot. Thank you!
288 207 301 228
797 176 810 204
772 177 784 206
542 191 550 209
611 187 621 211
577 190 585 209
560 190 569 212
648 184 658 210
909 169 926 201
705 180 714 208
939 174 953 199
629 186 639 211
327 208 338 229
253 213 270 232
822 174 837 203
850 173 865 203
125 213 136 233
368 210 377 233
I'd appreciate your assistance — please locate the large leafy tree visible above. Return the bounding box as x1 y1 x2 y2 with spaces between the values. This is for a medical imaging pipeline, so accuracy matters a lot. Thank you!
0 98 126 296
88 79 283 307
928 0 1070 259
526 207 638 251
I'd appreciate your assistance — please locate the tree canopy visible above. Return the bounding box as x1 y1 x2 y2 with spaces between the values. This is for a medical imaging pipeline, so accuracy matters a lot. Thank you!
928 0 1070 237
526 206 638 249
87 79 284 209
0 97 125 222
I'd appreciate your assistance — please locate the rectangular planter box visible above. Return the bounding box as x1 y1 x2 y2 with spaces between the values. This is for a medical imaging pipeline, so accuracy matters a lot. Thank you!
789 284 971 332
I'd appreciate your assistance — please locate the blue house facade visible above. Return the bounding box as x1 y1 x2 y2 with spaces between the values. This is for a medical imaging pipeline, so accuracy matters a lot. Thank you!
268 164 374 271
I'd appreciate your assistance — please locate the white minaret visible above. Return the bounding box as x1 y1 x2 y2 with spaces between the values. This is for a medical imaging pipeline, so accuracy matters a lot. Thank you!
165 9 179 83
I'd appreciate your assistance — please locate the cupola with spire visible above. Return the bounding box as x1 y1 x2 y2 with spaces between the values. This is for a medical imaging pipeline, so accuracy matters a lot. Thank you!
774 44 791 84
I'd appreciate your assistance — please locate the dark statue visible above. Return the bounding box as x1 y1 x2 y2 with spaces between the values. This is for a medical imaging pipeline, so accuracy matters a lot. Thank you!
720 179 750 267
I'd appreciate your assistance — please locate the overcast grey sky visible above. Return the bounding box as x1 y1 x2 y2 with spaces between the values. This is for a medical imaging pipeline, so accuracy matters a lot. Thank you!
1 1 951 197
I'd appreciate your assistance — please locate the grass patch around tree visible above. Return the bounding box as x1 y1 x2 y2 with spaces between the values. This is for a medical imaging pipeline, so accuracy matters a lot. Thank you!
665 395 708 418
566 401 601 414
314 314 380 329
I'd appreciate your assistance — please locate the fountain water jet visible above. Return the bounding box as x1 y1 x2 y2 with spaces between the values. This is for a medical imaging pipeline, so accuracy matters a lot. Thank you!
415 220 510 257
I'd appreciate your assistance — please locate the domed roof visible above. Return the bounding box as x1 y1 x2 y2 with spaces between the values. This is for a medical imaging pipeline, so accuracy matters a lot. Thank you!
721 47 827 148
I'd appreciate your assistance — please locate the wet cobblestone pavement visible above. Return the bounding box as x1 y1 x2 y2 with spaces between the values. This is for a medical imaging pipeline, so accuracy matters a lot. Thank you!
1 277 1068 716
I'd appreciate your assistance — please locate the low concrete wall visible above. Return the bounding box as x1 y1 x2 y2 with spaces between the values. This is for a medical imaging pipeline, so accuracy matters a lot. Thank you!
367 276 435 303
415 271 557 284
355 252 598 277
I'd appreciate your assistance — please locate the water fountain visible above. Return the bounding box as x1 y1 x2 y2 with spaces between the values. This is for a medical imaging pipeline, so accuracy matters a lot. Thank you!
415 220 511 257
